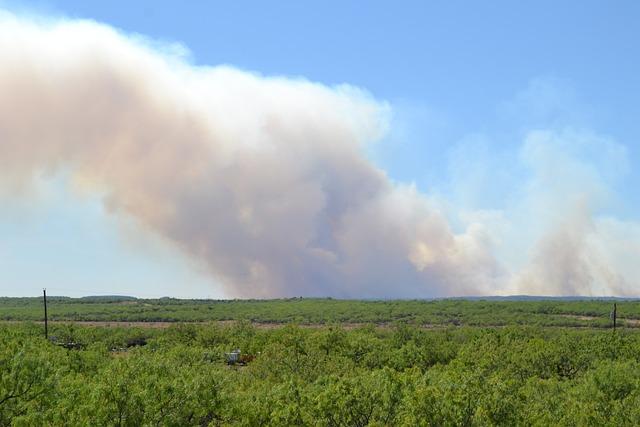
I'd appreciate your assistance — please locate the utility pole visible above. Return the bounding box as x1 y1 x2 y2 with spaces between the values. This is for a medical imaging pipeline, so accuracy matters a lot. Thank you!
611 302 617 331
43 288 48 340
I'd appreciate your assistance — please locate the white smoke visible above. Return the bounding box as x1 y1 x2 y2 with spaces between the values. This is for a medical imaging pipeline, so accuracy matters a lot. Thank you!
0 14 499 297
496 129 638 296
2 13 638 297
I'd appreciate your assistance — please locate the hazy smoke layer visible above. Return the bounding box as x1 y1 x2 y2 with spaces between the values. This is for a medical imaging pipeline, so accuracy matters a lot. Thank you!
508 129 639 296
0 16 501 297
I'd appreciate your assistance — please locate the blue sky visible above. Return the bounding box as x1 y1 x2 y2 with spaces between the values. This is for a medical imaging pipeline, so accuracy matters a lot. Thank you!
1 1 639 297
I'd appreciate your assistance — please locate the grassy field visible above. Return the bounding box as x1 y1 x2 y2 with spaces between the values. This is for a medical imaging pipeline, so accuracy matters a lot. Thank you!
0 296 636 327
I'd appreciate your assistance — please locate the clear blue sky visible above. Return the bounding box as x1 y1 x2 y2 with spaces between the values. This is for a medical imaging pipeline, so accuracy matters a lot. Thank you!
1 1 639 297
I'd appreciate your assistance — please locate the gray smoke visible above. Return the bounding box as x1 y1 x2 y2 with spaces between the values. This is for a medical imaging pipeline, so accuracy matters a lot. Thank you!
0 15 499 297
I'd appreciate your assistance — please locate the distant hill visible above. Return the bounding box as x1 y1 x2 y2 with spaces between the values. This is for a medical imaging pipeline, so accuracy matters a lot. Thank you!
2 295 639 302
447 295 640 301
78 295 138 302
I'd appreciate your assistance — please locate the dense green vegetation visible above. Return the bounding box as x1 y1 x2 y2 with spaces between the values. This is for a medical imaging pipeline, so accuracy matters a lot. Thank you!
1 296 637 327
2 321 640 426
2 298 638 425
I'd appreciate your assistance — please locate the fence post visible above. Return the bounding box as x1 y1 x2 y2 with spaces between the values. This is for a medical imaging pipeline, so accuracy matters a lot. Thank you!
43 288 48 339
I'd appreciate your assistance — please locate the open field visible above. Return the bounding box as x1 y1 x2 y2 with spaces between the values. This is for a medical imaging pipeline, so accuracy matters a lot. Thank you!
1 296 637 327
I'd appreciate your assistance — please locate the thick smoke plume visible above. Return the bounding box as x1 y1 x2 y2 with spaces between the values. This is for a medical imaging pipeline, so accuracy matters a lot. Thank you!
0 15 499 297
3 15 638 297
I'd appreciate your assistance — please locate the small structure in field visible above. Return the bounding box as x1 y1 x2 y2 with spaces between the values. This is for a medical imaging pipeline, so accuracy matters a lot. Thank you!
225 349 255 366
226 349 241 364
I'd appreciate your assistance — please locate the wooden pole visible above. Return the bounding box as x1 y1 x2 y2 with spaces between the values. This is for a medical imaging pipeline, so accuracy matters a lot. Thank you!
43 288 48 340
613 302 617 331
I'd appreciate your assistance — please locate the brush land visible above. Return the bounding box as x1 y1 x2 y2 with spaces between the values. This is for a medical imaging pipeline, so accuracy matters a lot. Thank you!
1 296 638 327
2 297 640 425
